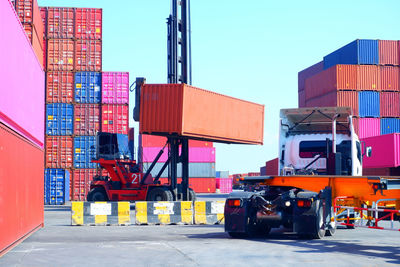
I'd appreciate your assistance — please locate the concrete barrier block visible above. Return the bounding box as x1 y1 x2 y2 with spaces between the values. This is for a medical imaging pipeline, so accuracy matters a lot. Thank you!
135 201 193 225
194 200 225 224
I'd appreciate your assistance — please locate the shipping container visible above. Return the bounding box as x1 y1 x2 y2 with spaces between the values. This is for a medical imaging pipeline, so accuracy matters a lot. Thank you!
363 166 400 176
74 136 97 168
75 39 102 71
46 71 74 103
260 166 266 176
46 7 74 39
265 158 279 175
216 171 229 178
74 72 101 103
158 177 216 193
142 147 216 163
352 117 359 136
47 39 74 71
45 136 73 168
323 39 379 69
379 40 399 65
380 92 400 117
22 23 44 69
74 104 100 135
143 163 216 178
101 72 129 104
46 103 73 135
216 178 233 193
13 0 44 41
44 169 70 205
305 91 359 117
357 65 380 91
140 84 264 145
358 118 380 139
381 118 400 135
71 169 98 201
140 134 213 148
380 66 399 91
298 61 324 92
358 91 380 118
304 65 357 100
128 128 135 160
75 8 102 40
362 133 400 168
1 0 45 148
101 104 129 134
298 90 305 108
0 123 44 256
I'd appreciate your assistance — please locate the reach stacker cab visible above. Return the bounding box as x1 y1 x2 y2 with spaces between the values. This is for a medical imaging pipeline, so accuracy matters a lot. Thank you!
86 132 196 202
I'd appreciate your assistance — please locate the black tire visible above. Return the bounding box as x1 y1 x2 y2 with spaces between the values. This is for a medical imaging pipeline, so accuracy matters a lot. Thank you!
325 207 337 236
87 187 108 201
189 188 196 201
228 232 247 238
147 187 173 201
312 200 326 239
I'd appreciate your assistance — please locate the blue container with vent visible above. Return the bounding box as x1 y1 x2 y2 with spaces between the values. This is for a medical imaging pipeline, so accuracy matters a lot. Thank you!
358 91 380 118
46 104 74 135
44 169 70 205
381 118 400 135
74 72 101 103
74 136 98 168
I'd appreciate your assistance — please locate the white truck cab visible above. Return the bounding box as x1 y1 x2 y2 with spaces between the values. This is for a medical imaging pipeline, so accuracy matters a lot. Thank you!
279 107 366 176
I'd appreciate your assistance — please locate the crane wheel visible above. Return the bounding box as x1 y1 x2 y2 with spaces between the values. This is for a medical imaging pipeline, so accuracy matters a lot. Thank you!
87 187 108 201
147 187 174 201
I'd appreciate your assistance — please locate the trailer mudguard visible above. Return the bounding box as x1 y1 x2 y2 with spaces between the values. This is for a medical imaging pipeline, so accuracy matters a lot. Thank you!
224 192 255 233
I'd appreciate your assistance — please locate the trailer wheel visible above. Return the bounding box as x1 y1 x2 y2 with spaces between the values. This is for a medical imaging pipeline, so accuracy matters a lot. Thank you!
227 232 247 238
87 187 108 201
325 207 336 236
147 187 173 201
189 188 196 201
312 201 326 239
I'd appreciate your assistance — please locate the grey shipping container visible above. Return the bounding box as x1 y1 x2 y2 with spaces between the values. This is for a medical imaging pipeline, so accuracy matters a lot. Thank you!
216 171 229 178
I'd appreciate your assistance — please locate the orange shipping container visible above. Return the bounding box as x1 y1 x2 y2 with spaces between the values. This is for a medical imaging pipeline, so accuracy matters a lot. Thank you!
13 0 44 40
380 66 399 92
46 71 74 103
45 136 73 168
75 39 102 71
47 39 74 71
357 65 380 91
140 84 264 145
305 91 359 117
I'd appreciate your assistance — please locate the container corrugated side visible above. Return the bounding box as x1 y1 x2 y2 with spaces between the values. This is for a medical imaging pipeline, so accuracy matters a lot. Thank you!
141 134 213 147
45 136 73 168
357 65 380 91
143 163 216 178
380 92 400 117
140 84 264 145
381 118 400 135
71 169 97 201
305 91 358 117
74 72 101 103
358 118 380 139
216 171 229 178
46 7 74 39
46 72 74 103
101 104 129 134
298 90 305 108
47 39 74 71
380 66 399 92
44 169 70 205
101 72 129 104
265 158 279 175
216 178 232 193
46 104 73 135
362 133 400 168
142 147 216 163
75 8 102 40
298 61 323 91
74 104 100 135
158 177 216 193
0 123 44 256
0 0 45 148
73 136 97 168
379 40 399 65
75 40 102 72
358 91 380 118
13 0 44 41
260 166 266 176
22 24 43 69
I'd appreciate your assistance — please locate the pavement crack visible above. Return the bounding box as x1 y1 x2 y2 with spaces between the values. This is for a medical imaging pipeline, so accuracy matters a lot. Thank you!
165 242 199 266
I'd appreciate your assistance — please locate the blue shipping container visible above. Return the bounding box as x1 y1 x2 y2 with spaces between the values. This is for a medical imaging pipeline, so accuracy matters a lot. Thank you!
75 72 101 103
381 118 400 135
358 91 380 118
44 169 70 205
323 39 379 69
46 103 74 135
74 136 98 168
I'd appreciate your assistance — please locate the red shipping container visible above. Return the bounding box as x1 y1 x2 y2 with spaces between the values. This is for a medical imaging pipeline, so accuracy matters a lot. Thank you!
22 24 44 70
380 66 399 92
0 123 44 256
75 39 102 71
45 136 73 168
305 91 359 117
298 90 305 108
141 134 213 147
265 158 279 175
248 172 260 176
13 0 44 39
75 8 102 40
352 117 359 136
47 39 74 71
71 169 97 201
101 104 129 134
158 178 216 193
305 65 357 100
357 65 380 91
47 7 74 39
298 61 324 92
40 7 46 68
362 133 400 168
74 104 100 135
379 40 399 65
46 71 74 103
380 92 400 117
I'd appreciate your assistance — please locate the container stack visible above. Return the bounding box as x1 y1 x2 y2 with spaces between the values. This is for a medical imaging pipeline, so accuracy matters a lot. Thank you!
141 135 217 193
216 171 232 193
298 39 400 174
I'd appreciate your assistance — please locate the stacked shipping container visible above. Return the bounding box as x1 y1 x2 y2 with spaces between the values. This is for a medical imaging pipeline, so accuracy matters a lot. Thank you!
298 39 400 174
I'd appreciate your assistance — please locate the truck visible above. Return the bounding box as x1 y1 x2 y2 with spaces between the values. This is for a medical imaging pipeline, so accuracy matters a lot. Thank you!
224 107 400 239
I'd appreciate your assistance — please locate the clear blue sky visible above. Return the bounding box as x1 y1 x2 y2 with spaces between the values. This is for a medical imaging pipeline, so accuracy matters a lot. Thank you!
39 0 400 174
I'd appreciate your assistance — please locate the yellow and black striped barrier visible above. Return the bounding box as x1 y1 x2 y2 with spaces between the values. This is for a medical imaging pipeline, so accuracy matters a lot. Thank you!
71 201 130 226
135 201 193 225
194 200 225 224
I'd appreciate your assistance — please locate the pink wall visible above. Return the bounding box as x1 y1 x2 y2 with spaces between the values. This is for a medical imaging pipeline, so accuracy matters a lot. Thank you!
142 147 216 163
362 134 400 168
0 0 45 148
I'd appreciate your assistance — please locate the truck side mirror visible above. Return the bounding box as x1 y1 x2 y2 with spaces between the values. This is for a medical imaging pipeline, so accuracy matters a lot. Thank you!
366 146 372 157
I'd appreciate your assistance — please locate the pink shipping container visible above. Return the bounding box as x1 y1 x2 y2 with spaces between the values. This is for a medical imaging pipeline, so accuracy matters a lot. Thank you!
101 104 129 134
357 65 380 91
380 92 400 117
142 147 216 163
216 178 233 193
1 0 45 148
380 66 399 92
141 134 213 148
102 72 129 104
358 118 380 139
362 133 400 168
298 61 324 92
379 40 399 65
74 104 100 135
305 91 359 117
75 8 102 40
